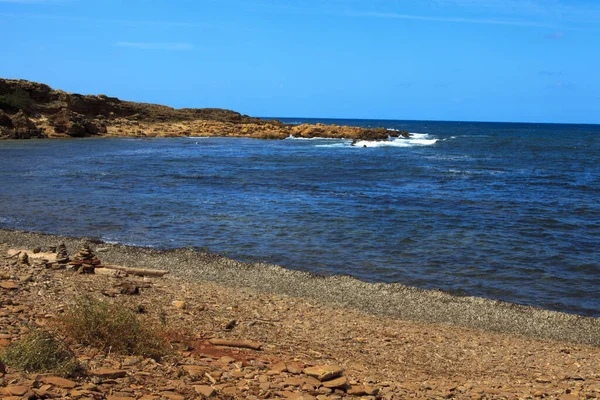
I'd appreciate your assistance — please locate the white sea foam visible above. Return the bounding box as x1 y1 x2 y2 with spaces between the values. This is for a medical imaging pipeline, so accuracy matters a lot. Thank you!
286 135 343 140
352 133 438 148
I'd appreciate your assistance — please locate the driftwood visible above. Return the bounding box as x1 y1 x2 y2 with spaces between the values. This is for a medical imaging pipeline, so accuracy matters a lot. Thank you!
208 339 263 350
94 268 126 277
7 249 57 262
101 264 169 277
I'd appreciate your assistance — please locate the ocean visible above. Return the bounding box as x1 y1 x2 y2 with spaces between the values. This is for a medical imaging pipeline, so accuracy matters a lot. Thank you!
1 118 598 316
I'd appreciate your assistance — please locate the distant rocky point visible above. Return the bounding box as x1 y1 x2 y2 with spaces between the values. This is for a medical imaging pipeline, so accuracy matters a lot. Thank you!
0 78 408 140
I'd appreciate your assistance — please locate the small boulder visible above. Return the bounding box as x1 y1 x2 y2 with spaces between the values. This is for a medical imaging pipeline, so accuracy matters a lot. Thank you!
90 368 127 379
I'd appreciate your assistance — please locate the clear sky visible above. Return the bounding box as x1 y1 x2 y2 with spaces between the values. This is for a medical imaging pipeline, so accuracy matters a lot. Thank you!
1 0 599 124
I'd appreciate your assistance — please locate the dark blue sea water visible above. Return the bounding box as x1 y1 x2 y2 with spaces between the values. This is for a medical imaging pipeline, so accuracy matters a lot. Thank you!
1 119 599 316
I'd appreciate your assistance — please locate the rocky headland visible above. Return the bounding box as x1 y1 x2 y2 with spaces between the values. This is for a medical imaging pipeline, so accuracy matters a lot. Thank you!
0 79 404 141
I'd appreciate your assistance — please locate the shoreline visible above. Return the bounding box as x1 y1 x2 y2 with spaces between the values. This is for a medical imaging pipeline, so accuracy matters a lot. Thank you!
2 228 598 347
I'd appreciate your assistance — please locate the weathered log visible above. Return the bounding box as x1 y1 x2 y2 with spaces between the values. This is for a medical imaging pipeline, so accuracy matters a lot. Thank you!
94 267 125 277
208 339 262 350
101 264 169 277
7 249 57 262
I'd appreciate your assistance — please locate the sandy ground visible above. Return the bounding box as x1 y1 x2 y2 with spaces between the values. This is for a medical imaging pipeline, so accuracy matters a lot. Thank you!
1 229 600 399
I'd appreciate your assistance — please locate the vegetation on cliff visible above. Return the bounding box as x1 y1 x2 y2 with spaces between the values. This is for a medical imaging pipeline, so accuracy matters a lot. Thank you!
0 78 406 140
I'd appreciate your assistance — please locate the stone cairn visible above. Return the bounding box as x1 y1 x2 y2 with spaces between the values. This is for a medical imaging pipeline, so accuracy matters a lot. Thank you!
68 244 101 274
55 243 69 264
17 252 29 266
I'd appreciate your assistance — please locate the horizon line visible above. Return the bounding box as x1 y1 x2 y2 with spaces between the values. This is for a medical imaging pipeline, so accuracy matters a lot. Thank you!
264 116 600 127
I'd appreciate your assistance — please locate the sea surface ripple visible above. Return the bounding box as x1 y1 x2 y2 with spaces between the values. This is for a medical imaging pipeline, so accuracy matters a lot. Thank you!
1 119 599 316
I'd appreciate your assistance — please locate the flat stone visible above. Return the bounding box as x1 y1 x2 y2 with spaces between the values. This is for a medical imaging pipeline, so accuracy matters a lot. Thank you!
194 385 215 397
91 368 127 379
222 386 238 396
560 395 580 400
303 365 344 381
284 377 305 387
0 281 18 290
159 392 185 400
287 394 317 400
219 355 236 364
347 385 367 396
322 376 347 389
183 365 207 378
5 386 29 396
287 363 303 374
269 361 287 373
41 376 77 389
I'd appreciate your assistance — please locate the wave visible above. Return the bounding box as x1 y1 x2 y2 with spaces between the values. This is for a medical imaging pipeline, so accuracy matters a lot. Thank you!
352 134 438 148
286 135 344 141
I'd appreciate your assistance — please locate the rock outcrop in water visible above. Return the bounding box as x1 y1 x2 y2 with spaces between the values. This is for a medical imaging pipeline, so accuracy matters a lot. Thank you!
0 78 408 140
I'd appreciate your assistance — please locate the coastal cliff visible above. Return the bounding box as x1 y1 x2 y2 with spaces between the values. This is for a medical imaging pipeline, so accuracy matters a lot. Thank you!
0 78 402 140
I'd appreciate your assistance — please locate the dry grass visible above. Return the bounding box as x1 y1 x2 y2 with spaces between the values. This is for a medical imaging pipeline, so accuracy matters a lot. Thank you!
0 329 81 376
59 296 166 359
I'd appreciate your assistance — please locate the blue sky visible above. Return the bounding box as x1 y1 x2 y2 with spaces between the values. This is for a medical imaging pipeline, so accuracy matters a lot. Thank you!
1 0 599 123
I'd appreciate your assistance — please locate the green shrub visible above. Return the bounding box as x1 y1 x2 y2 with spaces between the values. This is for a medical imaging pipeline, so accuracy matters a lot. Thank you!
0 329 81 376
59 296 166 359
0 88 33 113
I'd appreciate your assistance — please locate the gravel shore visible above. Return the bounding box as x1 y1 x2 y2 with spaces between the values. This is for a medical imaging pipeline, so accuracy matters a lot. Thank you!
1 228 598 347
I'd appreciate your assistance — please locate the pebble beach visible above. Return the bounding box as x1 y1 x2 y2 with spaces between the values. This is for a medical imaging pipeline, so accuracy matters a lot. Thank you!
1 229 599 399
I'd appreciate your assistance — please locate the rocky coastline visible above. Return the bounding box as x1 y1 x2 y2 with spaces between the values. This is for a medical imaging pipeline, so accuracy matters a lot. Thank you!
0 79 405 141
1 229 599 398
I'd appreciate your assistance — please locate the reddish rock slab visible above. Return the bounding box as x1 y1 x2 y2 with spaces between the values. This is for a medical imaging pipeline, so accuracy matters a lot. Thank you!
0 281 18 290
194 385 215 397
41 376 77 389
322 376 347 389
91 368 128 379
302 365 344 381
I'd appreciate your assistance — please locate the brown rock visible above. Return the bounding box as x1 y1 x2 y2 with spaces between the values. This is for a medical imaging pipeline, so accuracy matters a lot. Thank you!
347 385 367 395
172 300 186 309
0 280 18 290
270 361 287 373
287 363 304 374
222 386 238 396
182 365 207 378
303 365 344 381
41 376 77 389
159 392 185 400
284 377 305 387
91 368 127 379
287 394 317 400
322 376 347 389
560 395 579 400
9 110 44 139
4 386 29 396
194 385 215 397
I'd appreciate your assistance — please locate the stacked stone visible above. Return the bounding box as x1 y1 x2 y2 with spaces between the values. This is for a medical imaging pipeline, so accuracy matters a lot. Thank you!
17 252 29 266
68 244 101 274
55 244 69 264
